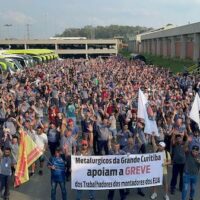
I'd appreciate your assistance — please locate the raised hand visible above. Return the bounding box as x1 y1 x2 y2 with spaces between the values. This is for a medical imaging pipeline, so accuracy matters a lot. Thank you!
87 124 93 132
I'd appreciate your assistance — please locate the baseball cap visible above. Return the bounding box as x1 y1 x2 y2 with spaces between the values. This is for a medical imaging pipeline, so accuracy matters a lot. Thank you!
55 147 62 152
3 128 10 133
37 125 43 129
67 119 74 124
81 140 88 145
192 145 199 151
158 142 166 148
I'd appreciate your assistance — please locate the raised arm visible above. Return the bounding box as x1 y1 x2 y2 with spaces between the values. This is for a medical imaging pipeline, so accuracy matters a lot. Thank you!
151 135 158 152
61 117 67 136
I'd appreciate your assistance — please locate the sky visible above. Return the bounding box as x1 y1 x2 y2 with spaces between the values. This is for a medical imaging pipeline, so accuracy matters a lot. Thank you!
0 0 200 39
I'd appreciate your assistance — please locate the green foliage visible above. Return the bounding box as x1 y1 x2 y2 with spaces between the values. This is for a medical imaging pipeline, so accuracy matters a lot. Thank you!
119 49 132 59
143 54 195 73
57 25 152 41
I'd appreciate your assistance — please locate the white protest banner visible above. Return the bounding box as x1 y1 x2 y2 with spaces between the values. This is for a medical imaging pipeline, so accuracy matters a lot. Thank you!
72 153 164 190
189 93 200 128
138 89 159 136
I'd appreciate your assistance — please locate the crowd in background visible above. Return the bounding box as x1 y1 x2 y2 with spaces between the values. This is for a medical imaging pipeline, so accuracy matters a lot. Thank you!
0 57 200 200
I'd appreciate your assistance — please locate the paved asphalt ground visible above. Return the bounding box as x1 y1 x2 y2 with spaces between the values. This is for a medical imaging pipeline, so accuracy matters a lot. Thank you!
9 164 200 200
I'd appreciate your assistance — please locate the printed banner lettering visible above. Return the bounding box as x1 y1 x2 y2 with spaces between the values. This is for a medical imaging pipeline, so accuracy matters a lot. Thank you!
71 153 164 190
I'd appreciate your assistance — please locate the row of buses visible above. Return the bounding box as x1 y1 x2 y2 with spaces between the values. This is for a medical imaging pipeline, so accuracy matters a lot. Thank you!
0 49 59 75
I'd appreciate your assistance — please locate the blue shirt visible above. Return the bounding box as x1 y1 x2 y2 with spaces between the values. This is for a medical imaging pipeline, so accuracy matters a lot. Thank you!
0 156 13 176
117 130 132 147
67 104 76 118
123 145 139 154
48 156 66 182
47 128 59 143
72 126 79 136
189 136 200 151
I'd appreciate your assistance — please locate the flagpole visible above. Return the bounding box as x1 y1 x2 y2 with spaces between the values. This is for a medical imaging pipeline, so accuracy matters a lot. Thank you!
42 152 52 165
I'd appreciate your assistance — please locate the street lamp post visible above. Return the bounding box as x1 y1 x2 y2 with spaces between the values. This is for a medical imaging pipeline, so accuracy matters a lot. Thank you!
4 24 12 39
26 24 30 40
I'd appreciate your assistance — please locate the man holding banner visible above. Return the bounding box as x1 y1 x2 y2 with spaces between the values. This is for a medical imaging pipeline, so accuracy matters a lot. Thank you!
108 139 126 200
76 139 95 200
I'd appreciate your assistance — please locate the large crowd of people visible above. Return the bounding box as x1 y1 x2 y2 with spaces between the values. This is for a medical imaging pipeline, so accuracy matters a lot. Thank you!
0 56 200 200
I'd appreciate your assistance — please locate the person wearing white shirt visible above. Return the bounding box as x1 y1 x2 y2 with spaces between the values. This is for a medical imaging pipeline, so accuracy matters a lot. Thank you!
31 126 48 176
109 112 117 138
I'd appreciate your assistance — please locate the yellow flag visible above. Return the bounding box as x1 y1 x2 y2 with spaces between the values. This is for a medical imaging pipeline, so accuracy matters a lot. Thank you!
15 131 42 187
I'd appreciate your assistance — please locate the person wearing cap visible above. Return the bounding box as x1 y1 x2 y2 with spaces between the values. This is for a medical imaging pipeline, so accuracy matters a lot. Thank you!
76 139 95 200
181 145 200 200
48 147 67 200
151 136 171 200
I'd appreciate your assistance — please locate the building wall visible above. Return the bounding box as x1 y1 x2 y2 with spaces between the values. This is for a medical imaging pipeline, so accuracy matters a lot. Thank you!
175 41 181 58
160 41 163 56
186 41 193 59
167 40 171 57
133 22 200 61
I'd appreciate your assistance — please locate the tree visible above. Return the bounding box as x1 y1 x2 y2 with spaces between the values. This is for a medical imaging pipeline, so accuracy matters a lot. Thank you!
57 25 153 42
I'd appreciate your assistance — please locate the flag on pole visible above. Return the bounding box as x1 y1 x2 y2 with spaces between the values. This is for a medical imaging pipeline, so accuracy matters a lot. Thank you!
15 130 42 187
137 89 159 136
14 131 28 187
189 93 200 128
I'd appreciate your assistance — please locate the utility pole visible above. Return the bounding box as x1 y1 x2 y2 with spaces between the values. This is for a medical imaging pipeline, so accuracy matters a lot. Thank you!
43 13 48 38
26 24 31 40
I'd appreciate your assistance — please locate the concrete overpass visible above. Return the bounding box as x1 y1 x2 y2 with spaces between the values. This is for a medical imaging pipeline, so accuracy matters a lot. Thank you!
130 22 200 61
0 39 119 58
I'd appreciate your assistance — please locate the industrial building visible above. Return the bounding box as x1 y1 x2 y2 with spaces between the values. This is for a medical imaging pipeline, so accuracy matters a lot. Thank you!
130 22 200 61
